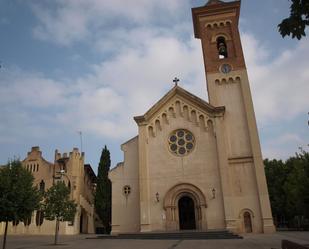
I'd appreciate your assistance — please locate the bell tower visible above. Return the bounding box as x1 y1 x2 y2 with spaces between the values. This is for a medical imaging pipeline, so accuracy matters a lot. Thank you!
192 0 246 103
192 0 275 233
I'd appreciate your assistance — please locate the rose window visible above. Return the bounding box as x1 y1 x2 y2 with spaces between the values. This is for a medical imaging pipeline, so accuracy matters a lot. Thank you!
168 129 195 156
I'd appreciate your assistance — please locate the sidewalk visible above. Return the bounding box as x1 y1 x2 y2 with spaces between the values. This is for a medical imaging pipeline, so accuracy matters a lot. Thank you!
0 232 308 249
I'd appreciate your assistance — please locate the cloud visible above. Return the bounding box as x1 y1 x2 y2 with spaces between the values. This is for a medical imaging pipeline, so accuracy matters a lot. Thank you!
242 34 309 125
2 1 309 163
58 33 206 138
2 31 309 144
240 34 309 158
0 29 206 142
262 132 307 160
30 0 190 46
0 70 67 108
32 2 90 46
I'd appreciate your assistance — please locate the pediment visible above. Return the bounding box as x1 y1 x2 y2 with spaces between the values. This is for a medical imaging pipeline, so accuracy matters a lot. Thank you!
134 85 225 126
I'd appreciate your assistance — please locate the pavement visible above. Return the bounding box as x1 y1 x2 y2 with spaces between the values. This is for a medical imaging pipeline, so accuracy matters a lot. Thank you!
0 232 309 249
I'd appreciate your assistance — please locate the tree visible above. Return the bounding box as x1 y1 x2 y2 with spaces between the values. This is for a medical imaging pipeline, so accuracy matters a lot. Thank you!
94 145 111 234
278 0 309 40
0 160 41 249
283 149 309 228
265 149 309 229
264 158 290 227
43 181 77 245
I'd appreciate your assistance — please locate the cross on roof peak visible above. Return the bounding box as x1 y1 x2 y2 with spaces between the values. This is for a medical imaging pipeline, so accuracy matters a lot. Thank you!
173 77 180 86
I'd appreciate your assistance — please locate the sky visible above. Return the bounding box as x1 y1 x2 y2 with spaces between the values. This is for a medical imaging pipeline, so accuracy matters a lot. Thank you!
0 0 308 173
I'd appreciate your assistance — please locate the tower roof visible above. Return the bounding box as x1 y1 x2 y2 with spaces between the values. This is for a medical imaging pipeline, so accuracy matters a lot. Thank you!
206 0 225 6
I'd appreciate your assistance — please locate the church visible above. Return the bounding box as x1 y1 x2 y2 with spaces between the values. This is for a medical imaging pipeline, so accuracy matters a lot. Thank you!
109 0 275 234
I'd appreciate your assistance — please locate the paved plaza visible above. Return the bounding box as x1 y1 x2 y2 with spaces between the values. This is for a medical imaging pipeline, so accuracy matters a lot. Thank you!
1 232 309 249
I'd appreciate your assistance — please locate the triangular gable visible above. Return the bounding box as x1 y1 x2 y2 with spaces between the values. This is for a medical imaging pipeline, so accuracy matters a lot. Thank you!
134 85 225 125
22 146 53 167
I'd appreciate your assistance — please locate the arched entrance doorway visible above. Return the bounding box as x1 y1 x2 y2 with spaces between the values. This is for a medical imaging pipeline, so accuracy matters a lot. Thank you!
244 212 252 233
178 196 196 230
163 183 207 231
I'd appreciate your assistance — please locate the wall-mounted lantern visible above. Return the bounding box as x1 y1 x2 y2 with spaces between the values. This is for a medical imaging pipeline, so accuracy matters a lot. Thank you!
156 192 160 202
212 188 216 199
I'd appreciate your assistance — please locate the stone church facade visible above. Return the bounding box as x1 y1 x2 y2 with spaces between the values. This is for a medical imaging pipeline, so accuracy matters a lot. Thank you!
0 146 97 235
110 0 275 234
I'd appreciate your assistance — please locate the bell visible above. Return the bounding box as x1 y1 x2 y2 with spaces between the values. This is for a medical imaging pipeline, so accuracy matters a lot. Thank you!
218 42 228 58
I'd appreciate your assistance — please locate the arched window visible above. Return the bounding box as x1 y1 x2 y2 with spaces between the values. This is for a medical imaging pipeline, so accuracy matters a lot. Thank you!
217 36 228 59
39 180 45 192
37 164 39 172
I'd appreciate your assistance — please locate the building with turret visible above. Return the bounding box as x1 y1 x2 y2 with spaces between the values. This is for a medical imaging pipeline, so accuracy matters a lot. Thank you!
0 146 97 235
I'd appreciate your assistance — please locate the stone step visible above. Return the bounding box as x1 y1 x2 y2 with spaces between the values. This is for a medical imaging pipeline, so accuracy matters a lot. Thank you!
95 230 243 240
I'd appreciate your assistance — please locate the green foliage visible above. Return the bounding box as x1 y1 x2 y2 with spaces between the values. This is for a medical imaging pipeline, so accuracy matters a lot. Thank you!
43 181 77 245
284 150 309 219
264 158 289 221
265 149 309 229
0 160 41 223
278 0 309 40
43 181 77 222
94 145 111 234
